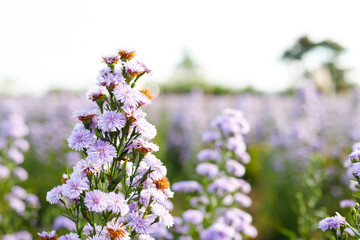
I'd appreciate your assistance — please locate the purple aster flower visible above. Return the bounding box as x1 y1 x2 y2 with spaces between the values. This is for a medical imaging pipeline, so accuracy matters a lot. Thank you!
14 231 32 240
202 131 221 142
114 83 142 107
226 159 245 177
138 235 155 240
151 203 174 228
102 55 120 64
8 196 25 215
0 164 10 179
1 115 29 138
97 111 126 132
73 109 99 121
58 232 81 240
13 167 28 181
8 147 24 164
63 176 89 199
196 163 219 178
128 139 159 153
2 233 17 240
13 138 30 151
122 105 146 121
68 127 95 151
208 177 241 195
172 181 203 193
234 193 252 207
105 220 129 240
53 216 76 231
127 213 150 234
132 118 157 140
318 215 346 232
83 223 103 236
200 223 236 240
137 61 152 74
349 149 360 161
106 192 129 216
85 236 107 240
197 149 220 162
84 190 109 213
340 199 356 208
190 196 209 207
141 154 167 180
46 185 64 204
182 209 204 225
87 88 107 102
118 48 136 61
37 230 58 239
74 158 102 176
25 193 40 208
11 186 27 199
226 135 246 153
140 188 166 205
87 140 117 164
124 60 145 78
97 68 125 87
350 162 360 177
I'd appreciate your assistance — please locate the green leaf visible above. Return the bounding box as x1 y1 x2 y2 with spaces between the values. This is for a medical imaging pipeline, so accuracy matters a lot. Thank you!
278 227 298 239
353 192 360 204
108 170 125 192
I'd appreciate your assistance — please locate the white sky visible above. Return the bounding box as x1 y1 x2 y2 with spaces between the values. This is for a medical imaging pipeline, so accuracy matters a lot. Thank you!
1 0 360 95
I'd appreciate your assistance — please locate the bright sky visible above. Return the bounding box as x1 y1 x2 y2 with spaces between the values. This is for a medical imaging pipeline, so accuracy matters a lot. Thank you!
1 0 360 95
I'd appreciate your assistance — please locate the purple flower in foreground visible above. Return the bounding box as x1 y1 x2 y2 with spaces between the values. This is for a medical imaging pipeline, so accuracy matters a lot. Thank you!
318 215 346 232
97 111 126 132
106 192 129 215
350 162 360 177
68 128 94 151
84 190 109 213
58 232 80 240
349 149 360 161
87 140 117 164
152 203 174 228
38 230 58 239
127 213 150 234
63 176 89 199
97 68 125 87
46 185 64 204
114 83 142 107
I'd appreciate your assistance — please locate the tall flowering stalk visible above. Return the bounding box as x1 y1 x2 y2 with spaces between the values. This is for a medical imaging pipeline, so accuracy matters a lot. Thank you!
41 49 173 240
0 103 40 239
171 109 257 240
318 144 360 239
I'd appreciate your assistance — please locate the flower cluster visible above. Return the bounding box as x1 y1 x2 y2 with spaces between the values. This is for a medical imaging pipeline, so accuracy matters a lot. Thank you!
41 49 173 240
0 102 40 238
171 109 257 240
318 143 360 239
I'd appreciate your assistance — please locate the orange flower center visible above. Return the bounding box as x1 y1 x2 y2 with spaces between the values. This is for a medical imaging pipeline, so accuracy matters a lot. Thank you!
118 50 136 61
140 88 154 100
154 177 170 190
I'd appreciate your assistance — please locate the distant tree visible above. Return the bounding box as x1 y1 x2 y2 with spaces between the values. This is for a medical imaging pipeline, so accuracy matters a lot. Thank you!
169 49 205 85
282 36 351 93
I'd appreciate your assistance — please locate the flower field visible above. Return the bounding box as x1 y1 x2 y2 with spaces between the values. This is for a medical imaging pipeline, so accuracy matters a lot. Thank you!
1 50 360 240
